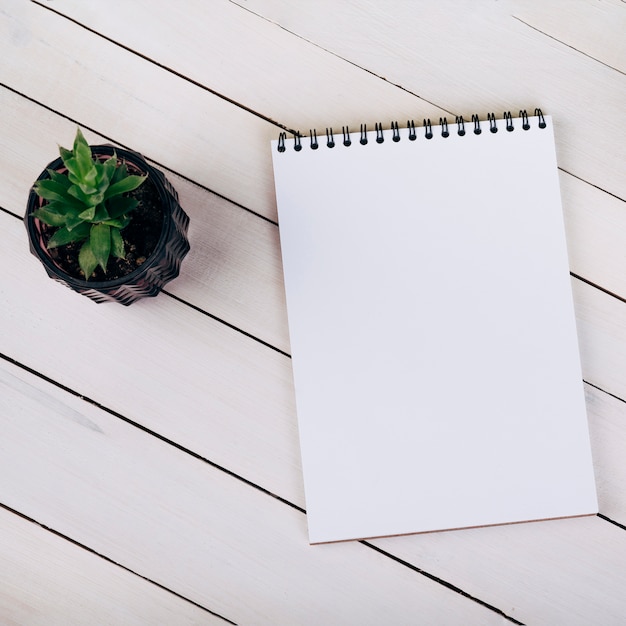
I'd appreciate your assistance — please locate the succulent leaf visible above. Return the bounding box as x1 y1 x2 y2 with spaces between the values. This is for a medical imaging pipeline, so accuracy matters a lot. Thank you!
93 204 110 223
110 163 129 184
33 128 147 280
102 216 131 229
46 169 73 190
34 179 83 206
99 155 118 187
32 207 68 227
111 227 125 259
65 212 86 231
58 145 73 164
107 196 138 219
78 205 97 221
90 223 111 271
104 175 147 200
78 240 98 278
47 222 90 248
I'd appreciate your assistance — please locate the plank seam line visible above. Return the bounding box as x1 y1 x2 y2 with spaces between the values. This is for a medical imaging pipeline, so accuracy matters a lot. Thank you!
571 273 626 306
584 380 626 407
21 4 626 207
162 291 290 357
0 201 286 357
0 352 302 513
361 541 525 624
3 198 625 358
0 501 237 625
227 0 453 117
512 16 626 77
4 76 622 214
29 0 291 133
3 200 623 359
559 168 626 205
2 352 524 614
597 513 626 532
0 82 278 227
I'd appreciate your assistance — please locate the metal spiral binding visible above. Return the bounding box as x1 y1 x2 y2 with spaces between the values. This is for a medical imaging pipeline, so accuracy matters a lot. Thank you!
423 118 433 139
535 108 546 128
391 121 400 142
326 128 335 148
278 110 546 151
342 126 352 146
472 114 482 135
440 117 449 138
520 110 530 130
407 120 416 140
375 122 385 144
504 111 514 132
360 124 368 145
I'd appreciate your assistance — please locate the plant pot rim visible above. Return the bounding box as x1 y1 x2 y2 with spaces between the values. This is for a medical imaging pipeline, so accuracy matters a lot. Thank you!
25 144 174 289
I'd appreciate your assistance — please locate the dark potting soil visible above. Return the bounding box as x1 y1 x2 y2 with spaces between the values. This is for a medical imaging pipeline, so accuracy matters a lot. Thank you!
40 176 164 282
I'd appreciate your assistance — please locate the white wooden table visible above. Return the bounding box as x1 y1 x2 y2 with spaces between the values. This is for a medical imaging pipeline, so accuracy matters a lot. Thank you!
1 1 625 624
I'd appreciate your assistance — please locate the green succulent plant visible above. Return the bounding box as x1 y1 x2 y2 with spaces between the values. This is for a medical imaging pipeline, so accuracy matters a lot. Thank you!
32 128 147 279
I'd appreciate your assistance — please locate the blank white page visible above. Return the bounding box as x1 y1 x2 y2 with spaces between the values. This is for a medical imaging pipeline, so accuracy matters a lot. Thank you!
271 114 597 544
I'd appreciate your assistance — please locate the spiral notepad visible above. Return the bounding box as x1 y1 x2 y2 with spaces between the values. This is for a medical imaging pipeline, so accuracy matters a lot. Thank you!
271 111 598 544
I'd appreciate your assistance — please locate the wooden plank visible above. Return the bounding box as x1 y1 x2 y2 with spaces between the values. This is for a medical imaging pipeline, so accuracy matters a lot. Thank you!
0 508 225 625
3 358 626 624
3 200 626 507
0 360 506 625
0 209 306 510
0 86 291 353
371 515 626 626
1 2 625 623
9 1 626 219
4 3 625 311
3 191 626 620
574 278 626 401
561 172 626 300
33 0 442 131
0 0 426 223
586 383 626 523
4 197 625 621
229 0 626 199
2 86 626 366
501 0 626 73
0 0 278 221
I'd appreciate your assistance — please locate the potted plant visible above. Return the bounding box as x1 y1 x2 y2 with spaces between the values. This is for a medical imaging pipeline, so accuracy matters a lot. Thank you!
25 128 190 305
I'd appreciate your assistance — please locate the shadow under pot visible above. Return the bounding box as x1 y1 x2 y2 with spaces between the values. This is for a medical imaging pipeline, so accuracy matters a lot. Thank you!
25 144 190 305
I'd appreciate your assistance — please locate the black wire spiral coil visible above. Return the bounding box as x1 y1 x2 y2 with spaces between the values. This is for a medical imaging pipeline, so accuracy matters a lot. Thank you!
276 109 546 152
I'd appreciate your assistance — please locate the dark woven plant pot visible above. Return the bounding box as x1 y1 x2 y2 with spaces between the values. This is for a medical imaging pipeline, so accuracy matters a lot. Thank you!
25 145 190 305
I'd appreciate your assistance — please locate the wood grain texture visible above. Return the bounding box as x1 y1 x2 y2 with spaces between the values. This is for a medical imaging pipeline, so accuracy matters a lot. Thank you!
40 0 431 132
501 0 626 73
1 0 625 622
0 507 225 625
232 0 626 199
0 87 291 353
1 91 625 365
0 0 278 220
574 279 626 401
0 209 306 509
3 187 626 622
586 384 626 523
2 358 625 624
3 185 626 514
0 360 506 625
372 514 626 626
